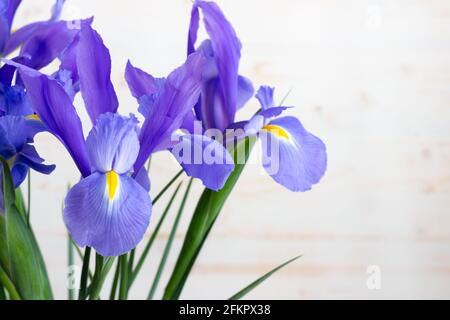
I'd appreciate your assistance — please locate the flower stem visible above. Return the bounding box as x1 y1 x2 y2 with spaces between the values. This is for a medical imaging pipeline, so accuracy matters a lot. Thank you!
118 255 128 300
88 254 104 300
109 260 121 300
78 246 91 300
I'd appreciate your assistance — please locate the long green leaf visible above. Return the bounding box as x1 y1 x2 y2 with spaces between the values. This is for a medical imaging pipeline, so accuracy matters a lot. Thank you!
148 179 193 300
229 255 302 300
0 157 53 299
129 181 183 287
163 137 256 300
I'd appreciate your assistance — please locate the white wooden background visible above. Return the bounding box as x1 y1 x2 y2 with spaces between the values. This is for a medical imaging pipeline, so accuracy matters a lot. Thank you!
9 0 450 299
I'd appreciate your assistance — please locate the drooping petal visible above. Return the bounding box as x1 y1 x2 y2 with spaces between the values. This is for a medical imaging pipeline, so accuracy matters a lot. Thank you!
134 49 206 173
259 116 327 192
171 133 234 191
15 63 91 177
64 172 152 257
255 85 275 110
15 152 55 175
76 24 118 123
189 1 241 130
86 113 139 174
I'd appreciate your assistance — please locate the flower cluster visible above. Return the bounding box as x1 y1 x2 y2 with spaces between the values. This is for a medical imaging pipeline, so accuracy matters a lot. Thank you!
1 0 327 257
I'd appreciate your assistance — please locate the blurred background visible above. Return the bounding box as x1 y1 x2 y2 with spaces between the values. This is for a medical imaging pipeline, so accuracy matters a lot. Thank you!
11 0 450 299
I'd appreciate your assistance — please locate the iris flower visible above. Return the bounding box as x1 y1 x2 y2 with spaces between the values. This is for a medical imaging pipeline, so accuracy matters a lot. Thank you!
12 23 206 256
187 1 327 192
0 115 55 211
243 86 327 191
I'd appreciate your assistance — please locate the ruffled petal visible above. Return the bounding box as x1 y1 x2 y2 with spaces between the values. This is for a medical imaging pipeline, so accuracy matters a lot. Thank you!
86 113 140 174
76 24 118 123
64 172 152 257
171 133 234 191
255 86 275 110
260 116 327 192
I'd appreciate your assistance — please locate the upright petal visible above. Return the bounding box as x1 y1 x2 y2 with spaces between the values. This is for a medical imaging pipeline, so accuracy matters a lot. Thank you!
171 133 234 191
125 61 161 99
16 64 91 177
76 24 118 123
259 116 327 192
255 86 275 110
50 0 65 21
189 0 241 130
64 172 152 257
86 113 139 174
134 49 206 172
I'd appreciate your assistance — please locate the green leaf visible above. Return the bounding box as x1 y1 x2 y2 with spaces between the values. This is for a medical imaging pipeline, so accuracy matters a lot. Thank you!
14 188 27 221
148 178 193 300
229 255 302 300
0 157 53 299
163 137 256 300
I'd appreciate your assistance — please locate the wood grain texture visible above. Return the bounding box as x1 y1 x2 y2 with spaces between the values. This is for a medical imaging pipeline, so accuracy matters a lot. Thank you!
10 0 450 299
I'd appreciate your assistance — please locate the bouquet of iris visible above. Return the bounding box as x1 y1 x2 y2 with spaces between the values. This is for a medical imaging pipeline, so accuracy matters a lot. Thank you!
0 0 327 300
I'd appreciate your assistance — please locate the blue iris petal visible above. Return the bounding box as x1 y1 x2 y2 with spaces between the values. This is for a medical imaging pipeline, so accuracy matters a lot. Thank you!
64 172 152 257
86 113 140 175
171 133 234 191
260 116 327 192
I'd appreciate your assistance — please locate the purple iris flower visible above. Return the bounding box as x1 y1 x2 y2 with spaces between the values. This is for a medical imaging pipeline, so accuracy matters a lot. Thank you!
0 115 55 211
243 86 327 192
12 23 206 256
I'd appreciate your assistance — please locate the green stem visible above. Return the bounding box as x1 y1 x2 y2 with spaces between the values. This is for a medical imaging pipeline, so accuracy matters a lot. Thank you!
129 181 183 287
0 265 20 300
152 169 183 205
88 254 104 300
78 246 91 300
109 260 121 300
118 255 128 300
67 233 74 300
147 178 193 300
128 250 135 278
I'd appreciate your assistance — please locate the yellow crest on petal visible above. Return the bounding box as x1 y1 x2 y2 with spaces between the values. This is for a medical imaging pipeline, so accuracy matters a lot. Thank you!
262 124 289 140
26 114 41 121
106 171 119 201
